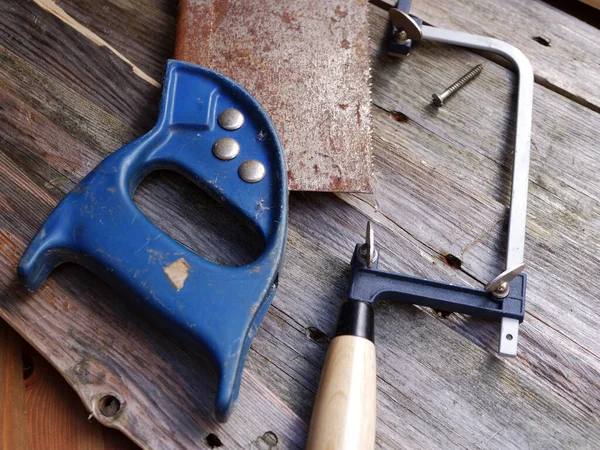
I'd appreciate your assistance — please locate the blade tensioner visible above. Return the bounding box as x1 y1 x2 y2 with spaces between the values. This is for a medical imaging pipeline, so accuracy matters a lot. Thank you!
18 61 288 422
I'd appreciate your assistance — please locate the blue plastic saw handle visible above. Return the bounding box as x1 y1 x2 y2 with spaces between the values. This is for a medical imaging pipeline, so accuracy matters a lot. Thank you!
18 60 288 422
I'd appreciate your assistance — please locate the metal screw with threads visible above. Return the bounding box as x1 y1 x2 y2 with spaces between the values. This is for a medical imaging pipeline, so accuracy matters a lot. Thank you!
432 64 483 107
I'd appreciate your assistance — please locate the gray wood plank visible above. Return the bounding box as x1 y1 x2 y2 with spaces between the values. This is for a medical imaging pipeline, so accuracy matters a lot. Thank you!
55 0 176 80
378 0 600 111
0 0 162 131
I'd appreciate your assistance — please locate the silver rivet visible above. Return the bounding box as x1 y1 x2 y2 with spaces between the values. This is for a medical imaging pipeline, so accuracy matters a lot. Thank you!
239 160 266 183
212 138 240 160
218 108 244 130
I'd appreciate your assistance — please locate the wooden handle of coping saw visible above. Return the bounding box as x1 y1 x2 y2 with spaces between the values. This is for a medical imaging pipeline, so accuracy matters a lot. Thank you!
306 301 377 450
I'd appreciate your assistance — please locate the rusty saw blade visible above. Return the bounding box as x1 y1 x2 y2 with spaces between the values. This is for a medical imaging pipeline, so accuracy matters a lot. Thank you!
175 0 373 192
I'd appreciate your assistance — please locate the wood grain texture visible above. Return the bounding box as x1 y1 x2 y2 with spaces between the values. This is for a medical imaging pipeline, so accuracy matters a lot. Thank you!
379 0 600 111
21 342 139 450
1 0 600 448
307 335 377 450
0 320 137 449
174 0 373 192
0 321 30 450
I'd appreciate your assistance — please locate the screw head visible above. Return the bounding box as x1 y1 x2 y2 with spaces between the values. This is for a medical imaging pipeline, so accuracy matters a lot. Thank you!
395 30 408 42
212 138 240 160
492 282 510 299
432 93 444 107
218 108 244 130
239 160 266 183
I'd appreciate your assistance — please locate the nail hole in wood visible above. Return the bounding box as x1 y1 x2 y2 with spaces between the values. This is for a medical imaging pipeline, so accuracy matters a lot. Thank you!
307 326 329 343
205 433 223 448
391 111 409 123
98 394 122 418
533 36 551 47
261 431 278 446
22 354 34 380
440 253 462 270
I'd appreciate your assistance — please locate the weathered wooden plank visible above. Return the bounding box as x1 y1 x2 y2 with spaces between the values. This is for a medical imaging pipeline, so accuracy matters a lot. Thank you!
378 0 600 111
20 341 137 450
51 0 176 81
363 7 600 357
0 321 30 450
0 321 137 449
1 0 600 449
0 0 162 132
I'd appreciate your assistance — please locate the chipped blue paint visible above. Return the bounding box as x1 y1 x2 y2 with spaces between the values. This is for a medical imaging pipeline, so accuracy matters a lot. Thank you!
17 60 288 422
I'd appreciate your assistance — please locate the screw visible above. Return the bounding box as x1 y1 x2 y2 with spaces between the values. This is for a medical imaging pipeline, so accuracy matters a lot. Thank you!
394 30 408 43
492 281 510 299
432 64 483 107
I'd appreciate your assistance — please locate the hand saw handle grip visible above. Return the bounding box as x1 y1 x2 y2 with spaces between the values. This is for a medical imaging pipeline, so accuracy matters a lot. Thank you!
17 60 288 423
307 302 376 450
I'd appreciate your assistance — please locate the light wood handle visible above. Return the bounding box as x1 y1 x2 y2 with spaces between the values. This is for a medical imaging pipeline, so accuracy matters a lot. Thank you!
306 334 377 450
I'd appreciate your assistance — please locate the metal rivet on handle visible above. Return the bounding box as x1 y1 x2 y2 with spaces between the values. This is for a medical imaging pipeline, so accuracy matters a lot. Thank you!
218 108 245 130
212 138 240 160
239 160 266 183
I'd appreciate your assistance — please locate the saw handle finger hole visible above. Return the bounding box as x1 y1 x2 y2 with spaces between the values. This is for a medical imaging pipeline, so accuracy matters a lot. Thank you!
17 61 288 422
134 170 265 267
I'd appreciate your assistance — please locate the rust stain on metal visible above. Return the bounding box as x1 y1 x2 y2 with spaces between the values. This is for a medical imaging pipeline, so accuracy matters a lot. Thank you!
174 0 373 192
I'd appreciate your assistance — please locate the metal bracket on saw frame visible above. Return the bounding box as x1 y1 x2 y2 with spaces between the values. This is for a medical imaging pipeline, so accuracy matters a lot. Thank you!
388 0 423 57
348 226 526 333
387 2 534 355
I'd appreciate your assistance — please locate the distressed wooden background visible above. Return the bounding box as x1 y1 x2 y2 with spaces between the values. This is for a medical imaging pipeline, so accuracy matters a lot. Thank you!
1 0 600 448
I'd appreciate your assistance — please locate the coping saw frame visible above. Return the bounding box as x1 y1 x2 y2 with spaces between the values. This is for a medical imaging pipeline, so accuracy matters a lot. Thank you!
387 1 534 355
